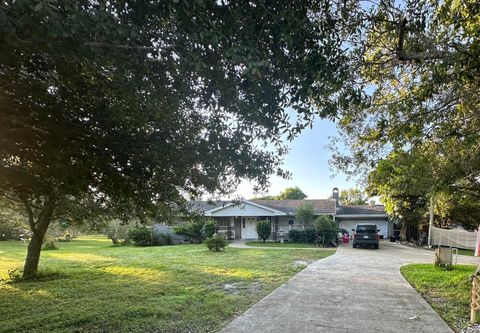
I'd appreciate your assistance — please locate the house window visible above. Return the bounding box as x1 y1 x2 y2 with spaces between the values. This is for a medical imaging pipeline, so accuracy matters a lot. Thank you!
243 219 245 228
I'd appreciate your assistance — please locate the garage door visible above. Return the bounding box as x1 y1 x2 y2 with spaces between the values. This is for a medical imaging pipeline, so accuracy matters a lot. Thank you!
339 220 388 238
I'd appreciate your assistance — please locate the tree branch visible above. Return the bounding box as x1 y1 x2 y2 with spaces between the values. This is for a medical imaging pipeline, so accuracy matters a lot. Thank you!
0 115 50 135
84 42 170 51
396 50 453 62
23 199 38 236
395 17 453 62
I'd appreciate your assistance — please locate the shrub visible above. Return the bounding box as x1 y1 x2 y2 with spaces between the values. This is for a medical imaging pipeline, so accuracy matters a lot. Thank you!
314 216 339 246
128 226 153 246
42 240 59 251
0 226 15 241
7 268 22 281
153 233 174 246
256 220 271 243
287 229 317 243
203 219 217 238
204 234 227 252
304 228 317 243
161 233 173 245
288 229 302 243
173 219 205 243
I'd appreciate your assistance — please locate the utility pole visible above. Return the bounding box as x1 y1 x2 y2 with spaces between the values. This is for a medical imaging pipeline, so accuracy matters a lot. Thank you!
427 195 434 247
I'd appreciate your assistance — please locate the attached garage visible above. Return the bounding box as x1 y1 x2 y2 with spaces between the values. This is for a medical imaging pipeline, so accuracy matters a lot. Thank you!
336 205 392 239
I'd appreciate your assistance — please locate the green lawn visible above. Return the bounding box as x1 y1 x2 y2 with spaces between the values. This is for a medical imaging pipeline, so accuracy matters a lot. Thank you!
0 236 334 333
401 264 477 332
457 249 474 256
245 241 317 248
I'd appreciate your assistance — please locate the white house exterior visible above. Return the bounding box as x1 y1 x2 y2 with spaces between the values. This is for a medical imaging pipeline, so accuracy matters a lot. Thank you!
184 197 390 240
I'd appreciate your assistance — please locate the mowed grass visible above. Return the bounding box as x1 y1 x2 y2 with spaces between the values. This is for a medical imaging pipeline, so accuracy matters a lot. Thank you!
0 236 334 333
457 249 474 256
245 241 316 248
401 264 477 332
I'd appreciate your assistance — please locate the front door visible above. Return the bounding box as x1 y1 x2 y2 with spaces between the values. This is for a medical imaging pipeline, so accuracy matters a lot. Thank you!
233 217 242 240
242 217 257 239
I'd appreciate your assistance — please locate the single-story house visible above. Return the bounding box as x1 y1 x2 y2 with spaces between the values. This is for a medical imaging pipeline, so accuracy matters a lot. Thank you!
181 189 391 240
187 199 336 240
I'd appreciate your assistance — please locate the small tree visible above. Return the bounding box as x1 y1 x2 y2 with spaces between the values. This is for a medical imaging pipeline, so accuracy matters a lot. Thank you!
296 203 315 227
104 220 130 245
256 220 271 243
296 203 315 243
314 216 338 247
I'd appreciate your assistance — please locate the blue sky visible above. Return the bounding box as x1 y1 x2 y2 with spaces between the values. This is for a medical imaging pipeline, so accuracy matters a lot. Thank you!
234 118 358 200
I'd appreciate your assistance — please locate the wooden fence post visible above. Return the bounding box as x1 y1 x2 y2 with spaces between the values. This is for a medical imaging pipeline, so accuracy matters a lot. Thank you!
471 275 480 323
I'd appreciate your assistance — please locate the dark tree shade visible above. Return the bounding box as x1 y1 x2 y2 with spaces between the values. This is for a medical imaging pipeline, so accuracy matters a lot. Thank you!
0 1 355 276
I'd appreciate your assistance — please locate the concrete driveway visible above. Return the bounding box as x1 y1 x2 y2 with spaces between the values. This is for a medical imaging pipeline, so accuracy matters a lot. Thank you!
222 242 479 333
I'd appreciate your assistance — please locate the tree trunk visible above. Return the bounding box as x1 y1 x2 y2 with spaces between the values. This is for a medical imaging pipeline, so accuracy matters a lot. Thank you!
22 197 56 278
23 232 44 277
400 221 408 241
110 236 119 245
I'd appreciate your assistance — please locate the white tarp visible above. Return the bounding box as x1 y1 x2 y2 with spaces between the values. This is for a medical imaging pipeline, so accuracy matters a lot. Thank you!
476 229 480 256
430 226 477 250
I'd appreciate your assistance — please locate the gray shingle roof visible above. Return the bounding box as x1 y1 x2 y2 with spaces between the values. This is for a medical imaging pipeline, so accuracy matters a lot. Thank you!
250 199 336 215
186 200 385 216
336 205 386 215
187 199 336 215
186 201 229 214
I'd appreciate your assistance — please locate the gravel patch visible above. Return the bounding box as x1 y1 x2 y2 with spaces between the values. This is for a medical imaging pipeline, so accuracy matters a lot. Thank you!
459 323 480 333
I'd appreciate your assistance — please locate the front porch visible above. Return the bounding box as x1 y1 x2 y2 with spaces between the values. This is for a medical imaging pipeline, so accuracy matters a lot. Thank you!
203 200 317 240
212 216 307 241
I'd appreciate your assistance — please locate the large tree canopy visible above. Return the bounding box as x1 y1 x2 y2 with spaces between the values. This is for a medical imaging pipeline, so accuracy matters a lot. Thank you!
0 1 357 276
334 0 480 165
367 142 480 237
329 0 480 236
277 187 308 200
333 0 480 182
338 188 368 205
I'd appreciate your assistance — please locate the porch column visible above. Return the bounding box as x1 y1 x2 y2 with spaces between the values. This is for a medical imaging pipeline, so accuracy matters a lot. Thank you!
273 216 278 241
228 217 233 240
